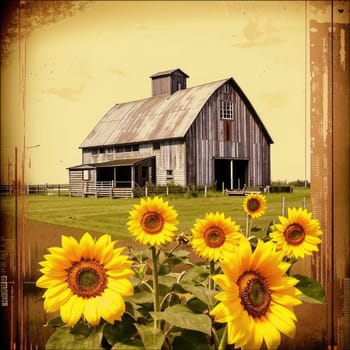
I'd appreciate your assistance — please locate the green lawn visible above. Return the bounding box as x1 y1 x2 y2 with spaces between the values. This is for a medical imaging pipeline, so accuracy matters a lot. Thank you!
22 188 310 240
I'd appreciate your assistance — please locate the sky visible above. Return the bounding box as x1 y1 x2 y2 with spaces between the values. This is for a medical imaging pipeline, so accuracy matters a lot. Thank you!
1 0 324 185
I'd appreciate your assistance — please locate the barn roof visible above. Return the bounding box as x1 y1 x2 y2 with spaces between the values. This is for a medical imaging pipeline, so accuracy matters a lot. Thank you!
150 68 189 78
68 156 154 170
80 77 273 148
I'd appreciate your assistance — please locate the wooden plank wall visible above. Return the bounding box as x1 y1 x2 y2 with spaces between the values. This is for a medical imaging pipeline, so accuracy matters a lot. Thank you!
285 2 349 348
308 3 349 348
185 84 271 187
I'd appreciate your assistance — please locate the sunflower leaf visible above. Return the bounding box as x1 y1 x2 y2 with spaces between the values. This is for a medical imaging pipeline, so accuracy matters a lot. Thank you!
179 266 209 284
292 274 325 304
135 323 165 350
45 325 104 349
111 338 144 349
172 329 212 350
70 322 93 336
45 316 65 328
182 284 216 309
103 313 137 345
151 304 212 335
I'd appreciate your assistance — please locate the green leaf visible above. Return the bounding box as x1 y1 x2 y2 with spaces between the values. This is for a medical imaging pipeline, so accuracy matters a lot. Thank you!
45 325 104 350
158 275 177 289
186 297 208 314
158 263 171 275
45 316 65 328
70 322 93 336
103 313 137 345
151 304 212 335
172 329 212 350
181 284 216 309
180 266 209 284
164 249 190 266
126 291 154 304
111 339 144 349
135 323 165 350
293 274 325 304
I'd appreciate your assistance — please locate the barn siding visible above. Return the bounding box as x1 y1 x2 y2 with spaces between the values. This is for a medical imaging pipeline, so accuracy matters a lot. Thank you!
185 83 271 187
76 79 272 191
69 169 96 196
81 139 186 187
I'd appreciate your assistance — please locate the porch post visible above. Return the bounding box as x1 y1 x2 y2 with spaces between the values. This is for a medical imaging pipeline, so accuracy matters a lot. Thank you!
230 159 233 190
131 166 135 189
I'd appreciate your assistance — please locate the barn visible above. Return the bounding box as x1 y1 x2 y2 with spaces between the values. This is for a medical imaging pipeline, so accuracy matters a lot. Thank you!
68 69 273 197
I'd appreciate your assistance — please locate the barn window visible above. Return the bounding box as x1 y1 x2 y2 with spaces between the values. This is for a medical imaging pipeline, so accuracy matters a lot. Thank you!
153 142 160 150
83 170 90 180
116 144 139 153
166 169 173 180
92 148 98 155
224 120 233 141
220 100 234 120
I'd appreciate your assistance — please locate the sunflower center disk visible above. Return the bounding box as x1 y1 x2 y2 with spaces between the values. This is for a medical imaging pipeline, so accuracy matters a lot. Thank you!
67 259 107 298
237 270 271 318
141 211 164 234
247 198 260 212
284 223 305 246
204 226 226 248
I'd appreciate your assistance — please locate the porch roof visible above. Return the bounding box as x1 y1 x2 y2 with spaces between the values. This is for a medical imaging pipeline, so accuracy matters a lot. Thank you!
68 156 154 170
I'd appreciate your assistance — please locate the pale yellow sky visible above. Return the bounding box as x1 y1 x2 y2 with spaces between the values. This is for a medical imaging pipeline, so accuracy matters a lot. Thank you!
1 1 323 184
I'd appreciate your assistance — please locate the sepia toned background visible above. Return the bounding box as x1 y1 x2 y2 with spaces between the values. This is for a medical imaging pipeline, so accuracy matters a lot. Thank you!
2 0 314 185
0 1 349 349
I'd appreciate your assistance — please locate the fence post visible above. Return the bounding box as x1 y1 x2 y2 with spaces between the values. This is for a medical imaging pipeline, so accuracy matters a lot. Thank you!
166 186 169 196
204 185 207 198
222 182 225 194
58 184 61 196
145 184 148 198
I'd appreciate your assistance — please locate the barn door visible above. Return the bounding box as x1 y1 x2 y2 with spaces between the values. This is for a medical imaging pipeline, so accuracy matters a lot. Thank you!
214 158 248 190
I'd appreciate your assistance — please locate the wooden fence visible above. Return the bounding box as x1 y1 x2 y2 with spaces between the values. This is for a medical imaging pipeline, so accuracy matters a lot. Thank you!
0 184 70 196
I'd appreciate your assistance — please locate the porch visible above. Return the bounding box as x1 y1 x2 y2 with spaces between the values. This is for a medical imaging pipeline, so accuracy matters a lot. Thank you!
68 156 155 198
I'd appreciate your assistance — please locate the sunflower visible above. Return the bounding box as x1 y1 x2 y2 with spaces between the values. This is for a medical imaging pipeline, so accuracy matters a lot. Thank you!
191 212 243 261
270 207 322 259
243 193 266 218
127 196 179 247
210 237 302 349
36 232 134 327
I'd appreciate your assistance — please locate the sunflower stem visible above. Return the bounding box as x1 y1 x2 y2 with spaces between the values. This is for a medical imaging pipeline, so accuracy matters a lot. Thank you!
151 246 160 330
209 260 215 290
218 324 228 350
245 215 250 237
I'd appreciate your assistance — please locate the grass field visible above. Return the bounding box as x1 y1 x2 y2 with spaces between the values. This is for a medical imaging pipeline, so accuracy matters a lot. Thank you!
19 188 310 240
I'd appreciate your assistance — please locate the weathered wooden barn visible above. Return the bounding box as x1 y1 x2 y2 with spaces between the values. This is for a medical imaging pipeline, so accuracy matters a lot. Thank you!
68 69 273 197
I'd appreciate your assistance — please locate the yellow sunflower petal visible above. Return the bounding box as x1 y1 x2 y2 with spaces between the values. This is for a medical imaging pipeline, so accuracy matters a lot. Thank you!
80 232 95 259
245 319 264 350
267 308 296 339
44 287 72 313
61 235 81 262
108 278 134 296
83 297 100 326
260 316 281 350
60 295 84 327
